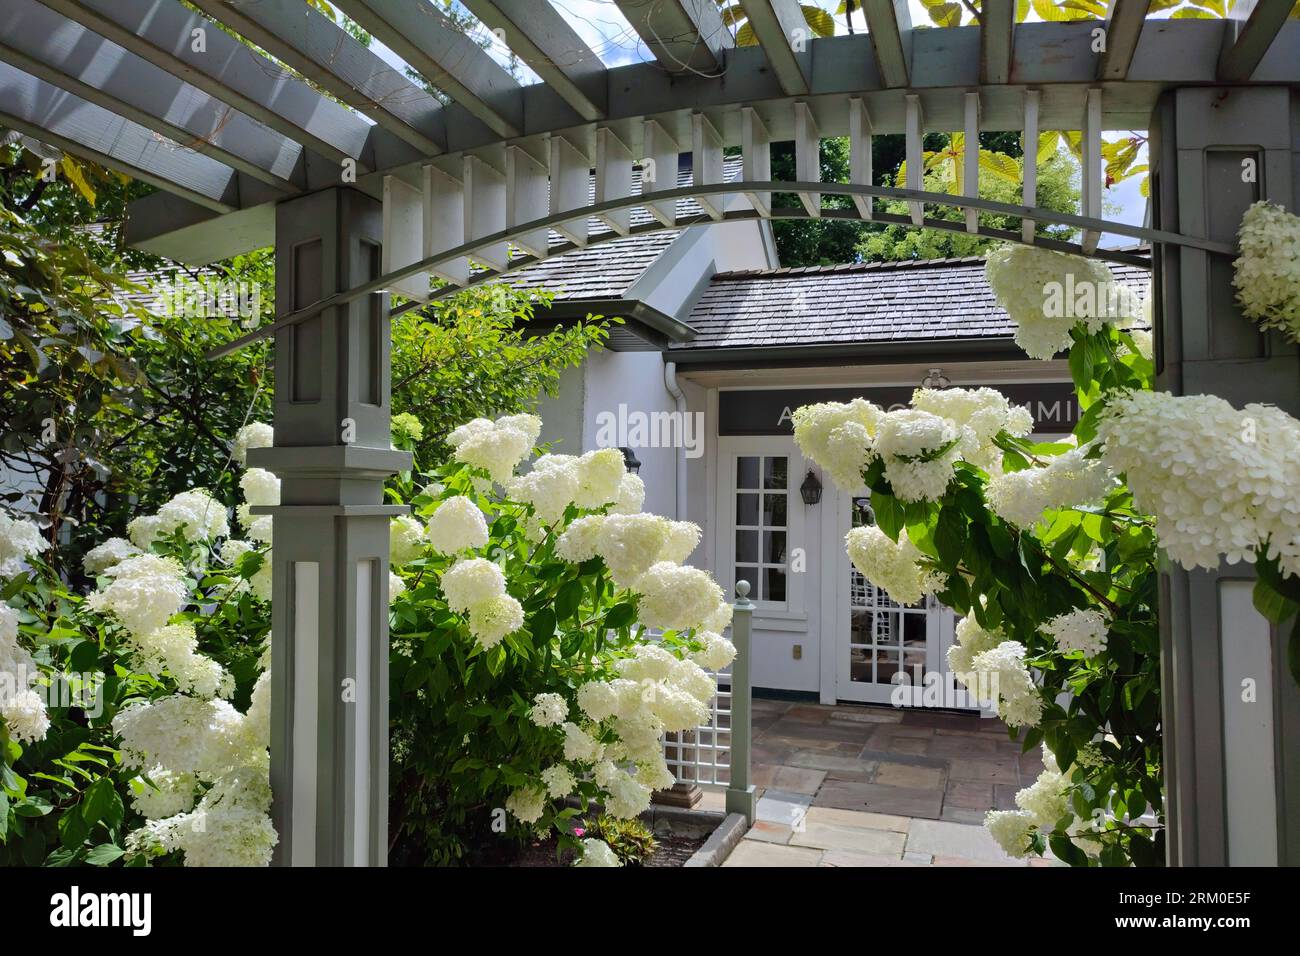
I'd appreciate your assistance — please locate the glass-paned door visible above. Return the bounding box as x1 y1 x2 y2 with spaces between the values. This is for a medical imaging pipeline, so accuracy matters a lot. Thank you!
837 496 942 705
733 454 789 604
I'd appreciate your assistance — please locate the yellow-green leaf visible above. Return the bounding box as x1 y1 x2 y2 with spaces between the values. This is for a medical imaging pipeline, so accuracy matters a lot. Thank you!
59 156 96 206
736 21 757 46
801 5 836 37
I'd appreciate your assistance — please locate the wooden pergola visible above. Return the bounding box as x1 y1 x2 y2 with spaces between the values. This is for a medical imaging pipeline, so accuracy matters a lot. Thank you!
3 0 1298 866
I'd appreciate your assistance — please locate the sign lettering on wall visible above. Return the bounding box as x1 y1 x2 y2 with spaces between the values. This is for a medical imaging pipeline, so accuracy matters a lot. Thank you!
718 383 1079 436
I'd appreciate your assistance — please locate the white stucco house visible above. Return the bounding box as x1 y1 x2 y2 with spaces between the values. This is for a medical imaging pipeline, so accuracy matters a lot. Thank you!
515 158 1149 708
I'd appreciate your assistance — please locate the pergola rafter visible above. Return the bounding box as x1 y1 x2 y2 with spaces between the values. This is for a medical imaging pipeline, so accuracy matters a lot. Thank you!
615 0 734 74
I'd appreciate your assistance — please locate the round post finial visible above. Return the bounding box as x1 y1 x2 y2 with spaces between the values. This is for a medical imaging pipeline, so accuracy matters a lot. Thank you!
735 580 751 602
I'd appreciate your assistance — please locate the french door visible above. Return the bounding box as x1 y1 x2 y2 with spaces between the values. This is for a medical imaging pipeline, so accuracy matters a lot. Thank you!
835 494 971 708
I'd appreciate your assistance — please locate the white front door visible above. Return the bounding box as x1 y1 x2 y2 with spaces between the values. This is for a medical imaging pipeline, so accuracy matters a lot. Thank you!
834 494 972 708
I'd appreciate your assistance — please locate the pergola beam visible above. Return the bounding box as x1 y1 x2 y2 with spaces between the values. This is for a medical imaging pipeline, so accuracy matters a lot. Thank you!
1218 0 1292 82
332 0 522 139
1097 0 1150 81
739 0 813 96
0 61 279 212
0 0 304 191
35 0 379 170
862 0 911 88
614 0 734 74
979 0 1014 85
189 0 446 156
461 0 607 121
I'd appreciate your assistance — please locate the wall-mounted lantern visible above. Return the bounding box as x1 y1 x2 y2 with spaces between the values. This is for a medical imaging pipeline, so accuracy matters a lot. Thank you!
800 469 823 506
619 446 641 475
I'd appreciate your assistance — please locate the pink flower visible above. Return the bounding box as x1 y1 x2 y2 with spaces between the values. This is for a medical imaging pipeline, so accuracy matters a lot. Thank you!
573 827 586 838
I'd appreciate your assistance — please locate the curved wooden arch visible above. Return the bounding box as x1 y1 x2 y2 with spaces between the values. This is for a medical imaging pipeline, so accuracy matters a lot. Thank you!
209 178 1221 359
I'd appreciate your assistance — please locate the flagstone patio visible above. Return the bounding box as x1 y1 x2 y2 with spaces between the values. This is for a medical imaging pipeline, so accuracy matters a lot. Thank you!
702 699 1054 867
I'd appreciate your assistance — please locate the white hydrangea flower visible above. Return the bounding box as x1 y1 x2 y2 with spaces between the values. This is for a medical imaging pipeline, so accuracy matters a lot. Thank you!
130 767 199 820
388 572 405 605
1097 391 1300 576
660 521 702 565
440 558 506 612
425 495 489 554
970 641 1043 728
448 414 537 483
985 447 1115 528
912 386 1034 471
112 695 248 775
0 603 17 647
0 512 49 578
540 764 576 799
946 613 1005 676
1016 768 1071 829
574 837 622 867
561 721 603 763
845 525 945 606
154 489 230 543
467 594 524 650
1233 201 1300 343
985 809 1034 859
82 537 140 575
0 688 50 743
1042 607 1109 658
389 514 427 565
127 514 165 550
573 447 627 509
603 770 652 819
129 622 231 699
554 515 606 563
239 468 280 508
85 554 189 638
633 562 725 632
506 458 579 522
635 756 677 792
594 514 674 585
610 473 646 515
689 630 736 671
142 801 278 868
701 601 733 634
576 681 620 721
874 409 961 502
232 422 274 466
792 399 883 490
986 245 1138 360
529 692 569 728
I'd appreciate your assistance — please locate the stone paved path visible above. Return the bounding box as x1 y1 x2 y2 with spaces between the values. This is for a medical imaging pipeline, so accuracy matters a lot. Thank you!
701 699 1056 867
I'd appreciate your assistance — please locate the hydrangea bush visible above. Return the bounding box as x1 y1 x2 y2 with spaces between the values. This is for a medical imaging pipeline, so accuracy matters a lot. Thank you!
0 447 274 865
1233 201 1300 343
795 242 1300 866
386 412 735 865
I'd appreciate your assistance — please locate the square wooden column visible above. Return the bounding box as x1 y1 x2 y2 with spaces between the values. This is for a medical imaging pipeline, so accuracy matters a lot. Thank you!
249 188 411 866
1150 87 1300 866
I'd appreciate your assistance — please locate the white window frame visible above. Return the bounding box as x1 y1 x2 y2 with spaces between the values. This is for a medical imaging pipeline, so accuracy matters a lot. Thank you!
715 436 806 617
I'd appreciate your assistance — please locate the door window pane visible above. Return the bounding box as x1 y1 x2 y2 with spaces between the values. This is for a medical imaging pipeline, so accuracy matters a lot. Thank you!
764 457 787 489
736 493 759 526
764 567 786 602
737 456 760 489
763 530 786 564
736 530 759 563
735 566 758 594
763 494 786 527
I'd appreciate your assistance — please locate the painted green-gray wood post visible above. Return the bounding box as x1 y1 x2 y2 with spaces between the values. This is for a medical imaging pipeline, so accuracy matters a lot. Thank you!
1150 86 1300 866
249 187 411 867
725 580 757 825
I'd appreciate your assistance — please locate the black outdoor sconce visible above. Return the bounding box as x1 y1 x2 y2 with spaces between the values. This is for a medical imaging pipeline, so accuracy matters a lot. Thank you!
619 446 641 475
800 469 822 505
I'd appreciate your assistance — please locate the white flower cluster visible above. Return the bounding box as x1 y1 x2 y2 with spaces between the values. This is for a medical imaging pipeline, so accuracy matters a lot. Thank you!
0 512 49 578
791 399 882 489
0 603 49 743
117 671 276 867
426 495 490 554
985 447 1114 529
506 448 627 522
985 748 1074 859
1042 608 1109 658
1233 201 1300 343
574 837 621 867
947 614 1042 728
1097 391 1300 576
448 413 542 483
689 630 737 671
232 422 273 467
82 537 139 575
144 489 230 545
85 554 190 638
529 692 568 728
985 245 1139 360
795 388 1032 501
440 557 524 650
390 514 427 565
845 526 945 606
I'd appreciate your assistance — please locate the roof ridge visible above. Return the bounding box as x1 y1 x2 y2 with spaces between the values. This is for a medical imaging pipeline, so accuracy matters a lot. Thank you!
711 250 1150 280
